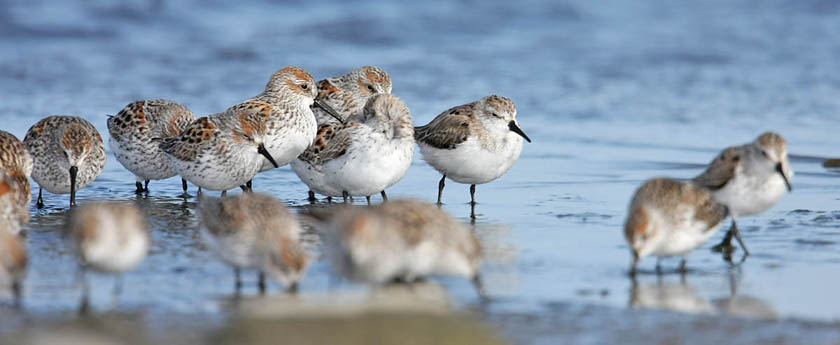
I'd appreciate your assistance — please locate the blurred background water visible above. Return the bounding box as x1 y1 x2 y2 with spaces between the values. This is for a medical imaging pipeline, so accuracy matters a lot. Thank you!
1 0 840 343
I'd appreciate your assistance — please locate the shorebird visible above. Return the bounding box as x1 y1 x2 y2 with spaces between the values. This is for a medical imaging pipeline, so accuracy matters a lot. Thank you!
199 193 307 293
23 116 106 208
294 65 392 201
108 99 196 195
219 66 342 192
306 200 485 298
693 132 793 255
624 178 729 276
294 94 414 204
415 95 530 218
65 202 150 312
0 130 32 225
158 110 280 194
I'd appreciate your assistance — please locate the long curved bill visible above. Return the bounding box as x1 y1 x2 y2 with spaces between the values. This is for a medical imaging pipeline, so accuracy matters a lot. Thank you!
258 144 280 168
508 121 531 143
776 163 792 191
314 99 344 124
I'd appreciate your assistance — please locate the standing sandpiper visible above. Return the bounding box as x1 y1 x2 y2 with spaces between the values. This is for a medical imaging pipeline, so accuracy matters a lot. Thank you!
415 95 531 218
306 200 485 298
65 202 150 312
221 66 342 191
108 99 196 195
158 110 280 194
295 94 414 204
24 116 106 208
693 132 793 255
199 193 307 294
294 65 392 201
0 130 32 224
624 178 729 275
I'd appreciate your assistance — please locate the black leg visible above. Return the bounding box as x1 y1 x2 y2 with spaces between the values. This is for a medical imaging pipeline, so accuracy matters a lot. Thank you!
12 280 21 309
234 267 242 292
473 274 488 303
144 180 150 193
470 184 476 205
655 257 663 275
308 191 316 204
37 188 44 209
135 182 144 194
327 196 333 204
629 253 639 277
436 175 446 205
343 191 349 203
678 258 687 274
730 221 750 256
366 195 371 205
258 272 266 295
712 220 737 254
288 282 299 294
182 178 189 196
380 190 388 201
221 190 227 197
79 267 89 316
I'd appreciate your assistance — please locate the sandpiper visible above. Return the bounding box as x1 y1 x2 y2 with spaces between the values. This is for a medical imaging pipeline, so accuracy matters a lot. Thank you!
108 99 196 195
624 178 729 275
312 65 392 125
0 227 26 305
0 130 32 225
158 110 280 194
65 202 150 311
307 200 484 297
693 132 793 255
199 193 307 293
24 116 106 208
295 94 414 204
220 66 342 193
294 66 392 201
415 95 530 218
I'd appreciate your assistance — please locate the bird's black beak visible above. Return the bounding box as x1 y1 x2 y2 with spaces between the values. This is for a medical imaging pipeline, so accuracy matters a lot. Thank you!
314 99 344 124
508 121 531 143
776 163 792 192
69 166 78 207
258 144 280 168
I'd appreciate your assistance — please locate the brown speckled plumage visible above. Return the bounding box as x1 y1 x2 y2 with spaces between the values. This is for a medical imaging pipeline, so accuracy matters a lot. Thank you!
0 131 32 223
108 99 195 182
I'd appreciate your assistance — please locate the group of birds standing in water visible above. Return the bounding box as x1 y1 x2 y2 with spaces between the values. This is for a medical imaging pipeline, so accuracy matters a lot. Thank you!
0 64 793 310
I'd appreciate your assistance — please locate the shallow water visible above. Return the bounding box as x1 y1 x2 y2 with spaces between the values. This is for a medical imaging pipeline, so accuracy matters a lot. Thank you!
2 0 840 343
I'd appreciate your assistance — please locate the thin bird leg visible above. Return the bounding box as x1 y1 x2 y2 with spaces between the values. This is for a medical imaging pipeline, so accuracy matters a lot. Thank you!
144 179 150 193
182 178 189 196
308 191 316 204
135 182 144 194
730 221 750 256
258 272 266 295
343 191 349 204
37 188 44 208
436 175 446 205
366 196 371 205
712 220 737 254
380 190 388 201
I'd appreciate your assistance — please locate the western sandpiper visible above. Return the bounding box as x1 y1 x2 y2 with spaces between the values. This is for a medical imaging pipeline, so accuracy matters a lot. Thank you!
693 132 793 255
307 200 484 297
415 95 530 218
0 229 26 305
294 66 392 201
312 65 392 125
0 130 32 225
221 66 342 188
23 116 106 208
108 99 196 195
65 202 150 311
624 178 729 275
295 94 414 204
199 193 307 293
158 110 280 193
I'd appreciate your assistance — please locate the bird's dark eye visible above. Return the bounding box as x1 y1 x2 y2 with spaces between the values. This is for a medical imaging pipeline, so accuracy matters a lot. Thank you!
492 112 500 118
242 134 253 141
761 150 768 157
367 84 375 92
300 84 308 90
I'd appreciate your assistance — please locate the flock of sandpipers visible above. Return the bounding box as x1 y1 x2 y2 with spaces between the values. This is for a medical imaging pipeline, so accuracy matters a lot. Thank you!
0 65 792 310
